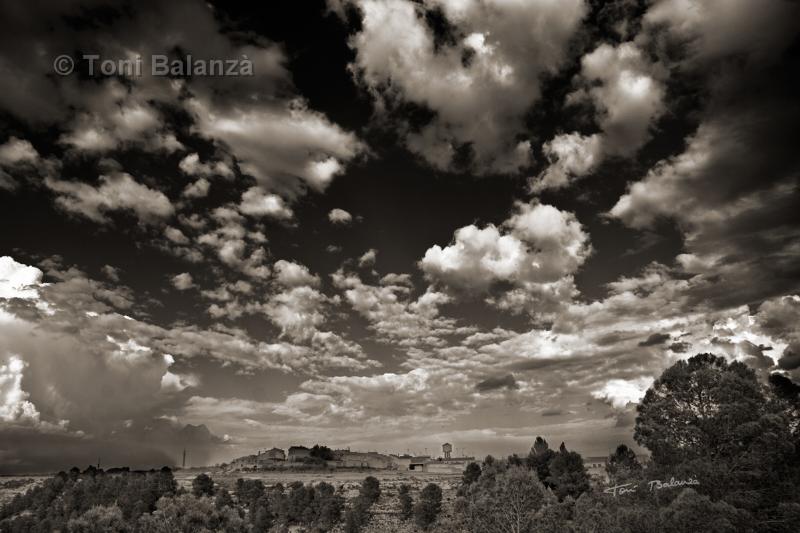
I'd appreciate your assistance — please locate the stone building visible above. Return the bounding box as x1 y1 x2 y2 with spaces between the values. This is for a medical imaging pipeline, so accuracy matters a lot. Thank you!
287 445 311 462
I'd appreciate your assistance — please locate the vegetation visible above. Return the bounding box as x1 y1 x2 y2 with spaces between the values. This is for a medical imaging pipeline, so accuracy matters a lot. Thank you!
2 353 798 532
398 483 414 520
343 476 382 533
413 483 443 529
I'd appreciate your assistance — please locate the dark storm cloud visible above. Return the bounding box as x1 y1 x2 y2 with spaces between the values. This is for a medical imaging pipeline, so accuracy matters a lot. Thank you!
638 333 670 347
778 349 800 371
475 373 518 392
669 341 691 354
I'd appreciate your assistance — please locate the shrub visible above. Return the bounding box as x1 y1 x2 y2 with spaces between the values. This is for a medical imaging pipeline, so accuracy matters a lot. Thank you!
191 473 214 497
413 483 442 529
398 484 413 520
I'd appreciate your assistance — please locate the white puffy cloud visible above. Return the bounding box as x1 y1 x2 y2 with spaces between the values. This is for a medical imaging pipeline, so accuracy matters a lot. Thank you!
0 256 43 300
0 354 41 424
592 377 654 409
0 137 39 165
44 171 174 225
171 273 194 291
189 98 364 196
328 208 353 224
237 186 293 220
575 42 665 155
262 286 329 342
420 202 590 314
534 42 665 191
340 0 585 173
178 153 234 179
273 260 320 288
534 133 603 192
182 178 211 199
59 80 182 154
358 249 377 267
333 270 460 347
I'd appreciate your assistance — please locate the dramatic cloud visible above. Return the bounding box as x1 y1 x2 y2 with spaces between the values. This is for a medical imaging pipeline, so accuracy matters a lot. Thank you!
189 98 365 196
339 0 586 173
45 172 174 225
592 377 654 409
534 41 666 191
421 201 590 315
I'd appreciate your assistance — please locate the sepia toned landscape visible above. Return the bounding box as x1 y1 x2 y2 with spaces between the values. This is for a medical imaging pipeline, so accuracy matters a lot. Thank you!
1 0 799 531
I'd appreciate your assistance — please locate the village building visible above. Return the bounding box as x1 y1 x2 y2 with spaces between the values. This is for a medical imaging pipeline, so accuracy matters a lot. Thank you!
262 447 285 461
287 445 311 462
333 450 394 469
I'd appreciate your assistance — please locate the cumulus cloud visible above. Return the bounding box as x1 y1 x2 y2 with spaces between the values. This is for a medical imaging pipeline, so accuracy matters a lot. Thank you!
358 249 377 268
171 273 194 291
339 0 586 173
45 171 173 225
328 208 353 224
178 153 234 179
534 42 665 191
238 186 294 220
333 270 459 347
189 98 365 197
273 260 320 288
0 0 364 207
420 201 590 315
592 377 654 409
182 178 211 199
0 256 43 300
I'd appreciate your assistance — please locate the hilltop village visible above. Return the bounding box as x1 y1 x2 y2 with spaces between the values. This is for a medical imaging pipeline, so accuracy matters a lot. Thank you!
224 442 477 474
222 442 612 479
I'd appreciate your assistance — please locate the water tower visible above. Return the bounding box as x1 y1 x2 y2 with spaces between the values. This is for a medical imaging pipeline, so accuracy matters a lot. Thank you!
442 442 452 460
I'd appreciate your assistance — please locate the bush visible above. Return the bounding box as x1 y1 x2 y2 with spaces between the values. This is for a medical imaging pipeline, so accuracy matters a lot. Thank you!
360 476 381 505
398 484 413 520
66 505 129 533
462 462 481 485
191 473 214 497
414 483 442 529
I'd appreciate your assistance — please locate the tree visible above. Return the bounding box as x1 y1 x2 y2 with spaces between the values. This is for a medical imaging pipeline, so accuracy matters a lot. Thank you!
310 444 335 461
137 494 245 533
398 484 413 520
462 462 482 486
605 444 642 484
458 466 554 533
635 353 799 521
310 482 344 531
634 353 765 465
414 483 443 530
526 437 556 487
547 449 590 500
359 476 381 505
658 488 743 533
191 473 214 497
66 505 129 533
214 488 233 510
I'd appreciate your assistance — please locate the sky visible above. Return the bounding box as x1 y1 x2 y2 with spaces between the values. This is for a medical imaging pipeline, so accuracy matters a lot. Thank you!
0 0 799 474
